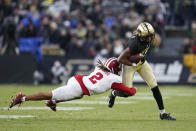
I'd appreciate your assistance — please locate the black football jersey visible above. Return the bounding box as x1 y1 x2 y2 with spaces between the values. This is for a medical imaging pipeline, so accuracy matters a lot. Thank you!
127 35 150 63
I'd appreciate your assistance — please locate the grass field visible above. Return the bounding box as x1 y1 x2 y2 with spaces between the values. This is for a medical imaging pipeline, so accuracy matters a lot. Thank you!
0 84 196 131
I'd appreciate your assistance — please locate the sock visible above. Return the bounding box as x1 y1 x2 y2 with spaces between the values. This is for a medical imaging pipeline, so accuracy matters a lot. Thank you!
21 96 26 102
151 86 164 110
52 100 56 104
160 109 165 115
111 90 116 96
113 90 129 97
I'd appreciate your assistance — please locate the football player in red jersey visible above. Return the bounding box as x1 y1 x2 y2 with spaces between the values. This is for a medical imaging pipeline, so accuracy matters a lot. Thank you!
108 22 176 120
9 57 136 111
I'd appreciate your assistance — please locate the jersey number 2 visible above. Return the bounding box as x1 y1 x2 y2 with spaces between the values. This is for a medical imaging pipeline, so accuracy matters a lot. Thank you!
89 72 103 84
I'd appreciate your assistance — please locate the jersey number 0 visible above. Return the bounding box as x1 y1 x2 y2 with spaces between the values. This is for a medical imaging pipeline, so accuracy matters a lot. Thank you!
89 72 103 84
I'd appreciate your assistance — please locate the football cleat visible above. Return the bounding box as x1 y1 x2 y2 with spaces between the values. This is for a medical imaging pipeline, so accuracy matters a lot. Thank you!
160 113 176 120
9 92 25 109
46 100 56 112
108 90 116 108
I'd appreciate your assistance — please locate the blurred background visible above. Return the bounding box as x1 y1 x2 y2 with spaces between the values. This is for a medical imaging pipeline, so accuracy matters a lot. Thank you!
0 0 196 85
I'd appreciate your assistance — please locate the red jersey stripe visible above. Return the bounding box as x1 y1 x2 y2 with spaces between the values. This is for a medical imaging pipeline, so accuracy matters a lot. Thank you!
74 75 90 96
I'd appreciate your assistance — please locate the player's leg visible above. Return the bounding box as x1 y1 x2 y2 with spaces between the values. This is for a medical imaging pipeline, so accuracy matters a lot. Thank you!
46 77 83 111
137 61 158 88
137 61 164 111
114 65 135 97
9 77 83 111
9 92 52 109
25 92 52 101
108 65 135 108
51 83 83 102
137 61 176 120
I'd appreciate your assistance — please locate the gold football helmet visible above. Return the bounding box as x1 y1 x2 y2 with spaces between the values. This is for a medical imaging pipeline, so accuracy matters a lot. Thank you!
137 22 155 43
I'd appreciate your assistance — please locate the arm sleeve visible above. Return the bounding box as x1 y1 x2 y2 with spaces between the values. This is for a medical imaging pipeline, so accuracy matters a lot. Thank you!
111 83 136 96
127 36 138 55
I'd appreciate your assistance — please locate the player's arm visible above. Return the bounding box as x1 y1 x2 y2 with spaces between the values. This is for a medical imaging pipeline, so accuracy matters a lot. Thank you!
117 47 133 66
111 83 136 96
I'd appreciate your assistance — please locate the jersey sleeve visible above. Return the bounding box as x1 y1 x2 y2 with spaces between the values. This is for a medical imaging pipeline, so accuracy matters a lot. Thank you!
127 36 138 54
111 83 136 96
109 73 122 83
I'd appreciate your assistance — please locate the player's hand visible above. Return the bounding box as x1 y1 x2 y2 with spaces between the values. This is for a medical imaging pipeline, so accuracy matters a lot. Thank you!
130 86 137 96
129 53 144 64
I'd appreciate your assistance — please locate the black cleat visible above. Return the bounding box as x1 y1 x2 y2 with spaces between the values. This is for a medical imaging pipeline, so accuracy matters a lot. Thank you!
108 91 116 108
160 113 176 120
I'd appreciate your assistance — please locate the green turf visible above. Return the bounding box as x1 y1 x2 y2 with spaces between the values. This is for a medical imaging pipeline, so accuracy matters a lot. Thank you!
0 84 196 131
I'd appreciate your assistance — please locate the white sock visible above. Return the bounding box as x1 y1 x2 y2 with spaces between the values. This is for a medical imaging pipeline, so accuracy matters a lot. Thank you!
52 100 56 104
160 109 165 115
112 90 116 96
21 96 26 102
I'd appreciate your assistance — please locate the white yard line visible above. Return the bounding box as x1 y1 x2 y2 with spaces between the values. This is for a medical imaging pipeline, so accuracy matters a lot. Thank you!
130 92 194 96
97 96 168 100
62 101 136 104
0 107 95 111
162 92 193 96
0 115 35 119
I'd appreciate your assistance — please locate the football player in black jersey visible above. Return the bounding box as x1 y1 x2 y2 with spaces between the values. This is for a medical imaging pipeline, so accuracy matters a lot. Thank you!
108 22 176 120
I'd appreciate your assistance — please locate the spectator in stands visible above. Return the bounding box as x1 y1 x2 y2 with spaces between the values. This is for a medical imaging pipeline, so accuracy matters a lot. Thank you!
93 45 108 65
86 20 96 39
192 21 196 39
0 0 13 22
75 22 87 41
84 37 96 57
29 5 40 23
33 70 44 86
49 22 60 44
105 42 113 57
38 16 50 44
192 39 196 54
1 18 19 55
25 20 38 37
104 9 116 29
152 6 165 46
120 19 132 38
19 16 38 38
128 9 143 30
113 38 124 57
51 60 67 84
59 29 71 56
180 38 193 54
88 4 103 26
180 0 195 27
68 36 86 58
143 7 153 23
109 24 119 41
